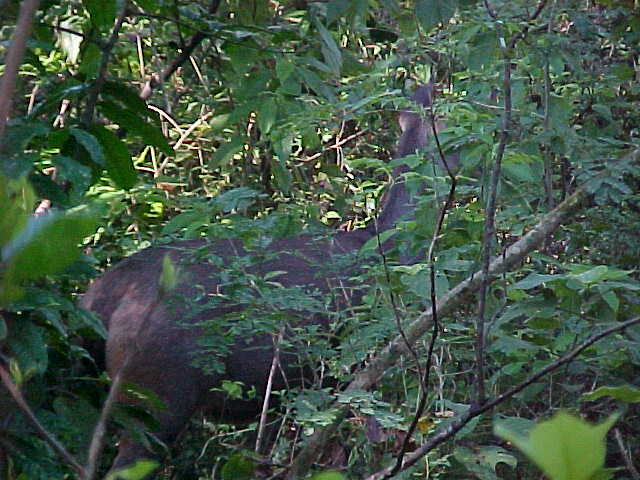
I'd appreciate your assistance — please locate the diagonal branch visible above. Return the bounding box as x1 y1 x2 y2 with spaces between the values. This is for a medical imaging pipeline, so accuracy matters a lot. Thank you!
139 0 222 100
364 315 640 479
0 363 85 475
286 183 588 479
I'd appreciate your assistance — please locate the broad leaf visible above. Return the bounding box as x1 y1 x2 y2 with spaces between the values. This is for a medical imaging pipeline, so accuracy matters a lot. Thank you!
494 411 619 480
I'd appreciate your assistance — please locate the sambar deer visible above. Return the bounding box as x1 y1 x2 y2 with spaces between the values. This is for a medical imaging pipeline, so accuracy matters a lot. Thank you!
81 83 445 477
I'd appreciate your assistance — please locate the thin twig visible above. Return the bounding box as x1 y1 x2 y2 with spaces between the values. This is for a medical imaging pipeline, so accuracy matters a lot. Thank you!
0 364 85 475
81 3 129 127
255 330 283 454
363 316 640 480
388 90 457 478
140 0 222 100
475 29 512 406
286 172 590 479
84 371 125 480
614 428 640 480
301 129 369 164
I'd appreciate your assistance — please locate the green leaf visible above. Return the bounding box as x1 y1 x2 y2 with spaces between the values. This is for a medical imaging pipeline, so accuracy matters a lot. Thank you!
84 0 117 30
0 176 34 246
221 453 255 480
210 137 245 169
599 290 619 312
105 459 159 480
311 472 346 480
494 411 619 480
98 100 173 156
313 19 342 74
257 96 278 134
132 0 159 11
466 31 499 71
360 229 397 254
7 320 48 378
90 124 137 190
161 211 207 235
582 385 640 404
1 208 97 304
70 127 105 166
511 273 559 290
102 81 155 120
416 0 458 32
568 265 609 285
159 254 180 296
79 43 101 76
212 187 263 213
53 155 92 198
455 445 517 479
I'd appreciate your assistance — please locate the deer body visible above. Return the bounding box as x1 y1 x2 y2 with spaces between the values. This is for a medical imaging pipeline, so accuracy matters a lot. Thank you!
81 85 436 475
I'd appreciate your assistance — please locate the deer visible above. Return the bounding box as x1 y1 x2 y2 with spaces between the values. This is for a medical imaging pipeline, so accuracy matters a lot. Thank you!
80 83 446 478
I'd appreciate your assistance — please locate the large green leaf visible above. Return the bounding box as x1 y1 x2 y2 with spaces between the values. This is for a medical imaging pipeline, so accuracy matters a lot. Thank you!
84 0 117 30
416 0 457 32
70 127 105 166
90 124 137 190
1 208 97 304
582 385 640 404
0 176 34 246
494 411 619 480
98 100 173 155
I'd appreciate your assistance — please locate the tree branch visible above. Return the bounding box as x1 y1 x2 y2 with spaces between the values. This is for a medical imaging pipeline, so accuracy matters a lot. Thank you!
286 182 588 479
0 363 85 475
139 0 222 100
0 0 41 141
363 315 640 479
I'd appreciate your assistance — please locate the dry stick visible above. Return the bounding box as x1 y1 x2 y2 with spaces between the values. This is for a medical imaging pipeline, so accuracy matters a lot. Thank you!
0 364 85 476
255 331 283 454
363 315 640 480
286 181 588 479
84 371 126 480
0 0 41 141
614 428 640 480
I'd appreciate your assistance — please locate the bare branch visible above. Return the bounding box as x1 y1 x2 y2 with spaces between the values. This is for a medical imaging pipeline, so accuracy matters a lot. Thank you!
475 28 513 406
287 182 589 479
388 92 458 477
139 0 222 100
363 315 640 480
0 0 41 141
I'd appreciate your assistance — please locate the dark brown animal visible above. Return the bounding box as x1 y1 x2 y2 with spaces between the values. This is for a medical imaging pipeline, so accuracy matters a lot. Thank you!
81 84 441 477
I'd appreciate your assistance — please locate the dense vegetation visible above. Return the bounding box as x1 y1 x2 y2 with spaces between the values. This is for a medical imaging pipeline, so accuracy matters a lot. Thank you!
1 0 639 478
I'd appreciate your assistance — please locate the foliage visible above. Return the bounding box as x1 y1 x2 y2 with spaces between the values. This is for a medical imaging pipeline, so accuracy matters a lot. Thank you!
0 0 639 478
495 411 619 480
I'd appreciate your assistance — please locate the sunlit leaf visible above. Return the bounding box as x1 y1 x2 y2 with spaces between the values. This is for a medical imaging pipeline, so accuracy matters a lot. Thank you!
105 459 159 480
582 385 640 404
494 411 619 480
90 124 137 190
